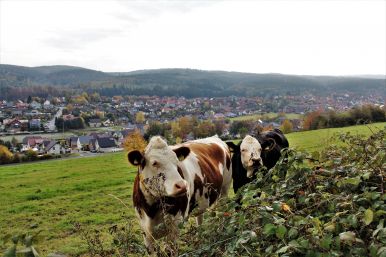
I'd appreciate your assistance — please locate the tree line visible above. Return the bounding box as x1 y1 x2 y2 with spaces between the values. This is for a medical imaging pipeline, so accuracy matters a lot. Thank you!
303 105 386 130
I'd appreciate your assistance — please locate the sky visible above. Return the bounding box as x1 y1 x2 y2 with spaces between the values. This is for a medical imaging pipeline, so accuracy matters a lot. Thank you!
0 0 385 75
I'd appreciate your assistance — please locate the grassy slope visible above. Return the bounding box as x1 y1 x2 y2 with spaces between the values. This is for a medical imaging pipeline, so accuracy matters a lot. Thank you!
286 122 386 152
0 153 136 255
230 112 302 121
1 122 385 255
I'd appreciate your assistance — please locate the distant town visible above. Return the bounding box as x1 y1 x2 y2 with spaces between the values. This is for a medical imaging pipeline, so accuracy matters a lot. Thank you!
0 91 384 164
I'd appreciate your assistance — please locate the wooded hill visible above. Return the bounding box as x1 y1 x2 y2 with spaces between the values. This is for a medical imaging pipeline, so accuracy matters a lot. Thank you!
0 64 385 98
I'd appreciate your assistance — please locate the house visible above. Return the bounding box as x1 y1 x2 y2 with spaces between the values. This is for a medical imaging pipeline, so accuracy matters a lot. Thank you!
96 137 121 153
102 119 114 127
69 137 79 150
5 119 28 132
30 101 42 109
21 136 45 151
77 136 94 150
43 140 64 155
43 100 53 109
29 119 41 130
89 118 102 128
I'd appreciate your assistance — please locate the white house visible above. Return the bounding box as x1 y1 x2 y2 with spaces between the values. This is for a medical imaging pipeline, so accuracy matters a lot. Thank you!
44 141 65 155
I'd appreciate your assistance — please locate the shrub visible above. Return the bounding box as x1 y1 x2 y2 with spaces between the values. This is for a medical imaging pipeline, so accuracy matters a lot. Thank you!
123 130 147 153
179 128 386 256
0 145 14 164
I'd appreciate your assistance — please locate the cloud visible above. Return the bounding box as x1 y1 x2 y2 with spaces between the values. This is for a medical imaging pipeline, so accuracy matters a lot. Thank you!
111 0 220 24
43 28 123 51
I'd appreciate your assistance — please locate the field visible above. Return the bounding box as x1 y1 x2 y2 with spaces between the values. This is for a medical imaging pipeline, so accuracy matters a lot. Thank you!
230 112 302 121
1 122 385 255
286 122 386 152
0 153 137 255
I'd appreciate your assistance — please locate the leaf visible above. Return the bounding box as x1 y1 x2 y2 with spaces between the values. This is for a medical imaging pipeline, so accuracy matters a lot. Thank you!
263 223 276 236
364 209 374 225
276 245 290 254
339 231 356 243
320 235 333 250
3 245 17 257
275 225 287 239
288 228 298 239
281 203 292 213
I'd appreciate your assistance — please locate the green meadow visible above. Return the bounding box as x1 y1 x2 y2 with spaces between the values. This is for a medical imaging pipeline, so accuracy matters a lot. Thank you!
0 122 385 255
230 112 302 121
286 122 386 152
0 153 137 255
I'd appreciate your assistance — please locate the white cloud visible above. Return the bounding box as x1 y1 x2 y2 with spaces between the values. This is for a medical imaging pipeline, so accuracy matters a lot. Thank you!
0 0 385 75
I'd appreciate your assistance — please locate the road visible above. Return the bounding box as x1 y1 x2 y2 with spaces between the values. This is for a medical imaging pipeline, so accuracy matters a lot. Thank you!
45 107 64 131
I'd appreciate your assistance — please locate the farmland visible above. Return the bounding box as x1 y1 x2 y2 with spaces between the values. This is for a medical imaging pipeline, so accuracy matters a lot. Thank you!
0 122 385 255
230 112 302 121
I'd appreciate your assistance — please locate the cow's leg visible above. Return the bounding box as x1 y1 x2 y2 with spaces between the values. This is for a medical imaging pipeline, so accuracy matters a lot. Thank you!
143 233 156 254
196 214 203 225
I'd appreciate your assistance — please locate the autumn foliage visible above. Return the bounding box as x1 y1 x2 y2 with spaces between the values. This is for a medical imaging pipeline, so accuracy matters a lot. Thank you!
123 130 147 153
0 145 13 164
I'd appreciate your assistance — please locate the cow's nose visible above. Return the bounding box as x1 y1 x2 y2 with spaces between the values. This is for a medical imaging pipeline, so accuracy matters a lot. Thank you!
252 158 262 166
173 181 187 196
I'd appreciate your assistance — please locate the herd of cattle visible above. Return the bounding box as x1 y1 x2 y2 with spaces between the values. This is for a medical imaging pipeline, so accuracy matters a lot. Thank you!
128 129 289 253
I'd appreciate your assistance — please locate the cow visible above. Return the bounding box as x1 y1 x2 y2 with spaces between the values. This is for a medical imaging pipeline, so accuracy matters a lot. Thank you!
128 135 232 253
226 128 289 193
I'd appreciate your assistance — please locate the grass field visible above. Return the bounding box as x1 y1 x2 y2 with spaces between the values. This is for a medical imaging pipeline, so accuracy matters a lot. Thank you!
1 122 385 255
286 122 386 152
0 153 137 255
230 112 302 121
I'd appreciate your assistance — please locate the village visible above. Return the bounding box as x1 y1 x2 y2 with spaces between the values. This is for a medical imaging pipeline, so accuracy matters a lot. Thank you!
0 92 384 163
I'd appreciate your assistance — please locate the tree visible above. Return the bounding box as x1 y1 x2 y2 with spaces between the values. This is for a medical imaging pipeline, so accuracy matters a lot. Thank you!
135 112 145 124
0 145 14 164
11 137 18 147
123 130 147 153
280 119 293 134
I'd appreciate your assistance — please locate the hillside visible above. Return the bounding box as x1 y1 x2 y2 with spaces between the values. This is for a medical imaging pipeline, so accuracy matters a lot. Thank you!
1 123 385 255
0 64 385 98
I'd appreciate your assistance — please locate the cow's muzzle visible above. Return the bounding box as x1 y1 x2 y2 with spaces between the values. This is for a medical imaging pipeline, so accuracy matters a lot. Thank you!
171 180 187 197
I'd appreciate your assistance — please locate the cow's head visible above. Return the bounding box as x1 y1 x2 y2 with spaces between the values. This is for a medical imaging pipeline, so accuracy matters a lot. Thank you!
128 136 190 198
227 135 275 178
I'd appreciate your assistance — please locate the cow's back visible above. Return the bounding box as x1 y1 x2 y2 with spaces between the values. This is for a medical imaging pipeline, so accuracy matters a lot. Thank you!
178 136 232 213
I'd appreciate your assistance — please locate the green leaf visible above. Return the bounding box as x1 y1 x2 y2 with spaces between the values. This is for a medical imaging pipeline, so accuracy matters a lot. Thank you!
276 245 290 254
288 228 298 239
275 225 287 239
320 235 333 250
263 223 276 236
3 245 17 257
364 209 374 225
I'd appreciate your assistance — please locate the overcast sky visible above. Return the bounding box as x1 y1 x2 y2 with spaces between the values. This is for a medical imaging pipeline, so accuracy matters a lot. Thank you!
0 0 385 75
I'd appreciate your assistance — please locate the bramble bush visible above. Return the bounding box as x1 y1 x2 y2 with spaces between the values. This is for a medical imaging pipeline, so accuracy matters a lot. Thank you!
178 128 385 256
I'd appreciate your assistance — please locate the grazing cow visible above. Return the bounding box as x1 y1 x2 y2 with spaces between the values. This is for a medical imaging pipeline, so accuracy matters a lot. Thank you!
128 136 232 252
227 129 289 193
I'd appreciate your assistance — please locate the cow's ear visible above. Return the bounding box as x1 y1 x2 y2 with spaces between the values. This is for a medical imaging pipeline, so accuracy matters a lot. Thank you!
262 138 276 151
174 146 190 161
226 141 239 153
128 150 144 166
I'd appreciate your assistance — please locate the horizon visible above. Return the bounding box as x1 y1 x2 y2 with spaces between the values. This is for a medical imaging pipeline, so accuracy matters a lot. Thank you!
1 0 385 76
1 63 386 78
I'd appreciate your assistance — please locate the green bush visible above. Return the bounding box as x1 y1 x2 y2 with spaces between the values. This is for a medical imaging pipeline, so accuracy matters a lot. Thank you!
179 128 386 256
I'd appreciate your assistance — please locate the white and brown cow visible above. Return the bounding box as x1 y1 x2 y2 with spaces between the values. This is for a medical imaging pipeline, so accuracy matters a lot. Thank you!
128 135 232 252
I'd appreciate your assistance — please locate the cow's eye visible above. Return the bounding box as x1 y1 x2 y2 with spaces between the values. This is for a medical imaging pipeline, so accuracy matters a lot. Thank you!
152 161 158 167
241 149 246 152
